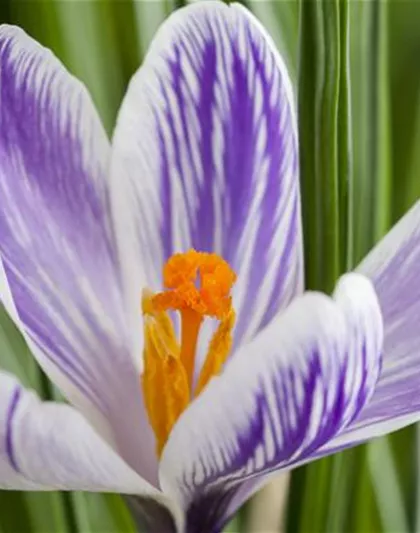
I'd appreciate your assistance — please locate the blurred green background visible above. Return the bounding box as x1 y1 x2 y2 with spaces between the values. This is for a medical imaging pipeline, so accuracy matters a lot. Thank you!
1 0 420 531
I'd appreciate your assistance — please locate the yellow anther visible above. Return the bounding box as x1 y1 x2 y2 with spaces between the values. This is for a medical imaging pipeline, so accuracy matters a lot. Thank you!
141 250 236 457
141 298 188 457
195 309 236 396
142 289 178 352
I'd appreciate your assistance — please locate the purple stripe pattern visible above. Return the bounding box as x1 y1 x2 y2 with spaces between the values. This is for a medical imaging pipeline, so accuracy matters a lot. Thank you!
0 26 157 481
0 371 176 502
111 2 303 357
5 386 21 471
320 200 420 451
3 4 419 531
0 25 116 407
159 274 382 514
0 373 42 489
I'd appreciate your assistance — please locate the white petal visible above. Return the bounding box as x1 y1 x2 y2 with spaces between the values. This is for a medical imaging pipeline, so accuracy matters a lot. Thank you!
0 25 157 481
321 200 420 451
0 370 184 529
110 2 303 372
157 274 382 523
0 371 150 493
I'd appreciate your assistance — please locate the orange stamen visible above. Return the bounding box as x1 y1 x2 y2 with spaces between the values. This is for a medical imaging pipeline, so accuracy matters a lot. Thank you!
152 249 236 319
180 308 203 388
195 309 236 396
141 249 236 457
141 315 189 457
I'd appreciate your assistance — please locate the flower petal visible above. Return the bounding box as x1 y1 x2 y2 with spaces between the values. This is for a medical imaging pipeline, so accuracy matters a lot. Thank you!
234 200 420 519
158 273 382 521
110 2 302 356
224 202 420 521
321 200 420 452
0 25 156 481
0 371 144 493
0 370 185 533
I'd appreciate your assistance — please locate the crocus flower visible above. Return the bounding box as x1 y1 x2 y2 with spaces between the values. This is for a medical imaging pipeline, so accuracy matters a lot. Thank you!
0 2 419 532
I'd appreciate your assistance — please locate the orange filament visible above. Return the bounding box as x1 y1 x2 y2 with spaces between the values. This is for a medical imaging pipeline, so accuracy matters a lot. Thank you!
179 308 203 387
141 250 236 456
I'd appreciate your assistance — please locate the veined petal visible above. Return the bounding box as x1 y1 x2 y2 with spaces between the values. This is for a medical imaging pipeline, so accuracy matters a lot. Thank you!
110 2 302 363
191 201 420 527
321 200 420 452
0 26 156 481
0 371 185 533
158 274 382 525
0 371 146 493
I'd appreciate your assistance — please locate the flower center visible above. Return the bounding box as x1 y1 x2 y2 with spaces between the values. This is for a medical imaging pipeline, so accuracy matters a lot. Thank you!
141 249 236 456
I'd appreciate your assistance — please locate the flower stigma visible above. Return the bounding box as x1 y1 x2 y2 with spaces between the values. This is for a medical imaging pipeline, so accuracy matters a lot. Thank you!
141 249 237 457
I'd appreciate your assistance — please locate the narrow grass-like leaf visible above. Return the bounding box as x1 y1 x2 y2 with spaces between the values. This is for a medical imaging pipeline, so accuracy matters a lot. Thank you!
324 451 362 532
369 439 410 532
50 0 125 133
247 0 298 83
0 308 35 387
9 0 65 61
338 0 352 270
350 0 392 262
71 493 136 533
386 7 420 531
298 0 342 294
289 1 356 531
110 0 141 86
0 491 72 533
388 1 420 219
404 93 420 210
349 447 382 533
134 0 175 59
350 1 409 530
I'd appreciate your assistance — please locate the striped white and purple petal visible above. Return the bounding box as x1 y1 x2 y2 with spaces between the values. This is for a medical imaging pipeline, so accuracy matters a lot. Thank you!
0 25 156 482
223 201 420 523
110 1 302 364
157 273 383 532
0 370 151 493
0 370 183 529
319 200 420 454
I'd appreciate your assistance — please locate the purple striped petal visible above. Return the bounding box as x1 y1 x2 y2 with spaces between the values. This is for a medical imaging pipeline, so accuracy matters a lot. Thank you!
158 274 382 527
110 2 302 362
208 200 420 524
0 371 165 496
0 371 186 533
320 200 420 452
0 25 157 481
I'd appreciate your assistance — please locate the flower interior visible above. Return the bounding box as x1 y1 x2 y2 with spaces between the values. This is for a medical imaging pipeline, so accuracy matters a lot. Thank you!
142 249 237 456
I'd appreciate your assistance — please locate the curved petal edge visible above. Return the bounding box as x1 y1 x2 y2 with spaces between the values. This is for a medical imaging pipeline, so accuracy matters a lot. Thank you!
158 273 382 519
110 2 303 365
